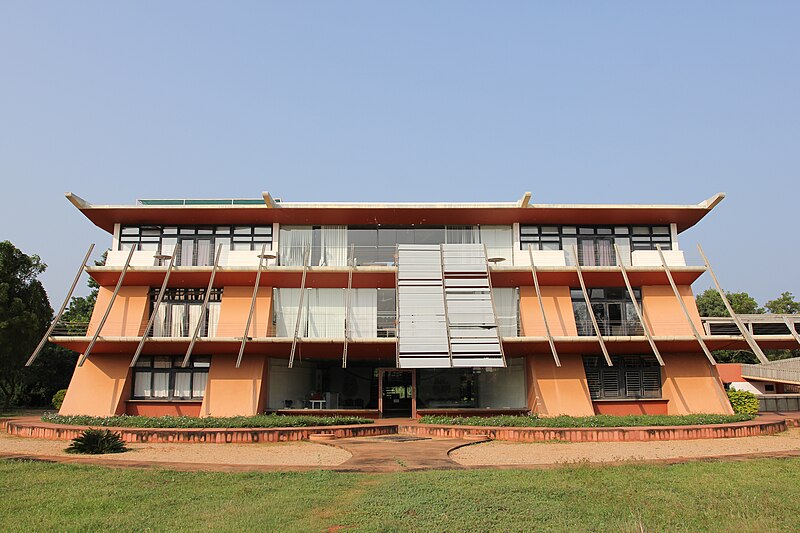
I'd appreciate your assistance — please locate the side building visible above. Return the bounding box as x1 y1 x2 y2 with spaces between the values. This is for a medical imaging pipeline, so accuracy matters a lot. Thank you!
40 192 800 418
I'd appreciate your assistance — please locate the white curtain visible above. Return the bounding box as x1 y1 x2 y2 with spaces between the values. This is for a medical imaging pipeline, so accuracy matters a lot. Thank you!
349 289 377 338
134 372 150 397
192 372 208 398
173 373 191 398
480 226 513 261
206 302 221 337
307 289 345 338
188 305 203 337
279 226 312 266
170 306 186 337
151 304 168 336
447 226 479 244
319 225 348 266
274 288 307 337
492 288 518 337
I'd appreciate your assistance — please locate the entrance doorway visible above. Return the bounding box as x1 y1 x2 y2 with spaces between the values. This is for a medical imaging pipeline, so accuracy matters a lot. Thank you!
378 369 415 418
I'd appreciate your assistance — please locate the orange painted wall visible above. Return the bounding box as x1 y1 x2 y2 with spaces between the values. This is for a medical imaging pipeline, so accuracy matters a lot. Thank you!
592 400 669 416
661 353 733 415
59 354 131 416
216 287 273 337
526 354 595 416
200 354 269 416
716 363 743 383
641 285 703 336
519 286 577 336
87 286 150 337
126 402 201 417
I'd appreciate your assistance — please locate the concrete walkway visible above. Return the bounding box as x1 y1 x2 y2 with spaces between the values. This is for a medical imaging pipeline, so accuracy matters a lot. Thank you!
332 435 481 472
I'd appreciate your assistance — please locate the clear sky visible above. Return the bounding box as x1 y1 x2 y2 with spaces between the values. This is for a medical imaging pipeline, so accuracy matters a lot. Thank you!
1 2 798 306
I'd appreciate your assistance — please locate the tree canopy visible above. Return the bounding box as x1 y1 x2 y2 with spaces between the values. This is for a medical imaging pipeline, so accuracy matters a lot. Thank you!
695 288 763 317
0 241 53 408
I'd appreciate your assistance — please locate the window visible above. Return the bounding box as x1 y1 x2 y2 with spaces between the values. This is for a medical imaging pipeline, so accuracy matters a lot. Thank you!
416 358 526 409
119 225 272 266
583 356 661 400
150 288 223 337
571 288 643 336
520 225 671 266
132 356 210 400
764 384 776 393
278 225 499 267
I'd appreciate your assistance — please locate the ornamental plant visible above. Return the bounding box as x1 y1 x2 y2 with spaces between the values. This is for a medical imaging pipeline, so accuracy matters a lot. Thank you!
727 389 760 415
65 429 128 455
51 389 67 410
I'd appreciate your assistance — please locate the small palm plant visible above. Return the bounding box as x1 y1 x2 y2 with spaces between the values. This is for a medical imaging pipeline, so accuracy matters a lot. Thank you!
65 429 128 454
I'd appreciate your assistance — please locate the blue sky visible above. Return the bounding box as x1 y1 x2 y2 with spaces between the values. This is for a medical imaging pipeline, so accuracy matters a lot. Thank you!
1 2 798 306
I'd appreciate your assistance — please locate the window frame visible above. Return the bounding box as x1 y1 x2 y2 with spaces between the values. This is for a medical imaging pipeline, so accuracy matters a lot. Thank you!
583 355 662 400
131 355 211 400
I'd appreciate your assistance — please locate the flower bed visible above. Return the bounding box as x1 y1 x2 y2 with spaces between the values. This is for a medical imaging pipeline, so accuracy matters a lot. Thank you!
41 413 374 429
418 413 755 428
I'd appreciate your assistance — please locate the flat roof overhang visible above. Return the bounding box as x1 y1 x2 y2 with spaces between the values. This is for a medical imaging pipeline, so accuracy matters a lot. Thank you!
51 334 793 360
85 265 707 288
67 192 725 234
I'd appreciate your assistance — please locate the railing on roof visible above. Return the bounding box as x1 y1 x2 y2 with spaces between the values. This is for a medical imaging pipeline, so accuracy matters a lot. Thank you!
702 315 800 336
137 198 264 206
741 358 800 384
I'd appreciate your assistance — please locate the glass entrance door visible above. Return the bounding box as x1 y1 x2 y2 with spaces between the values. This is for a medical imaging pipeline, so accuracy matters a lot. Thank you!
379 370 414 418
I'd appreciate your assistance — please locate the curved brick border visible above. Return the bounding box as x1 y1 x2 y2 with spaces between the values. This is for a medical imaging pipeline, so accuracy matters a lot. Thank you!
400 418 789 442
5 418 397 444
5 414 798 444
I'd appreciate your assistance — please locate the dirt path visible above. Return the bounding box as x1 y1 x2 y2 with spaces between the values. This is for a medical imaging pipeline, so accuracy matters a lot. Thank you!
451 428 800 466
0 431 350 467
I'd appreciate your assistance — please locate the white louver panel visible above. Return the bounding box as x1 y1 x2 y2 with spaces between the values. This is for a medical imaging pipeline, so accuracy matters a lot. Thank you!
442 244 505 368
396 245 450 368
396 243 505 369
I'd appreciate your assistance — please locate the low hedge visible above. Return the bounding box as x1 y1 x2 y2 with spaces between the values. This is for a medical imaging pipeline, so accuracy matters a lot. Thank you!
41 413 374 429
727 389 760 415
418 413 755 428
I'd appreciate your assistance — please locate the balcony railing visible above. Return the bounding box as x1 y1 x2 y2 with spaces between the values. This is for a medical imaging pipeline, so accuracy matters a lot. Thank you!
575 319 645 337
702 315 800 336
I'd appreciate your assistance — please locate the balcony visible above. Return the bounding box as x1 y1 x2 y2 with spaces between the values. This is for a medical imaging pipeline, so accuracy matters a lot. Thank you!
575 319 645 337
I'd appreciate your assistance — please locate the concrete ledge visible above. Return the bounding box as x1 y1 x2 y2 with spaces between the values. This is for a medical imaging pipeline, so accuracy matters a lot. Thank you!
400 418 788 442
5 419 396 444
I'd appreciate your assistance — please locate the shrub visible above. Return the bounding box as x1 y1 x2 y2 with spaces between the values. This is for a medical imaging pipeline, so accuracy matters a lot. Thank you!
418 413 755 427
42 413 374 429
51 389 67 410
65 429 128 455
727 389 760 415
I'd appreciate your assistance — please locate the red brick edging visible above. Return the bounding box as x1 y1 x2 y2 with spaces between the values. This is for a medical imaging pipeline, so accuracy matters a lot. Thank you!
400 418 789 442
4 414 796 444
5 419 397 444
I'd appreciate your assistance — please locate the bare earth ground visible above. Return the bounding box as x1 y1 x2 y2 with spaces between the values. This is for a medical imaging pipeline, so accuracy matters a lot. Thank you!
0 431 351 466
450 427 800 466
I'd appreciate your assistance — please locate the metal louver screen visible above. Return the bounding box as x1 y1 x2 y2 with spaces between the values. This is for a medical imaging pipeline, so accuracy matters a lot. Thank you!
396 245 450 368
396 244 505 369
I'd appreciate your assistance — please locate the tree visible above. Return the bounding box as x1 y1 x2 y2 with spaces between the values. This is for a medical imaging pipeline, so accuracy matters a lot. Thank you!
0 241 52 409
764 292 800 315
695 288 763 317
695 288 763 364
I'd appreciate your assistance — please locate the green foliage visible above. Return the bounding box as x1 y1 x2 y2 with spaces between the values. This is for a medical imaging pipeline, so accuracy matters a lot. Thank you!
65 429 127 455
418 413 754 427
0 241 53 409
42 413 374 428
51 390 67 410
764 291 800 314
727 389 760 415
695 288 763 317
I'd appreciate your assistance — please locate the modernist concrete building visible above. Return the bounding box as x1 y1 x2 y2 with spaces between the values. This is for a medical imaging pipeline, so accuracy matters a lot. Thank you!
32 192 800 419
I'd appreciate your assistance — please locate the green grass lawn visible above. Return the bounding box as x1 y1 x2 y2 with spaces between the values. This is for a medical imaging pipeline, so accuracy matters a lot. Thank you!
2 458 799 532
